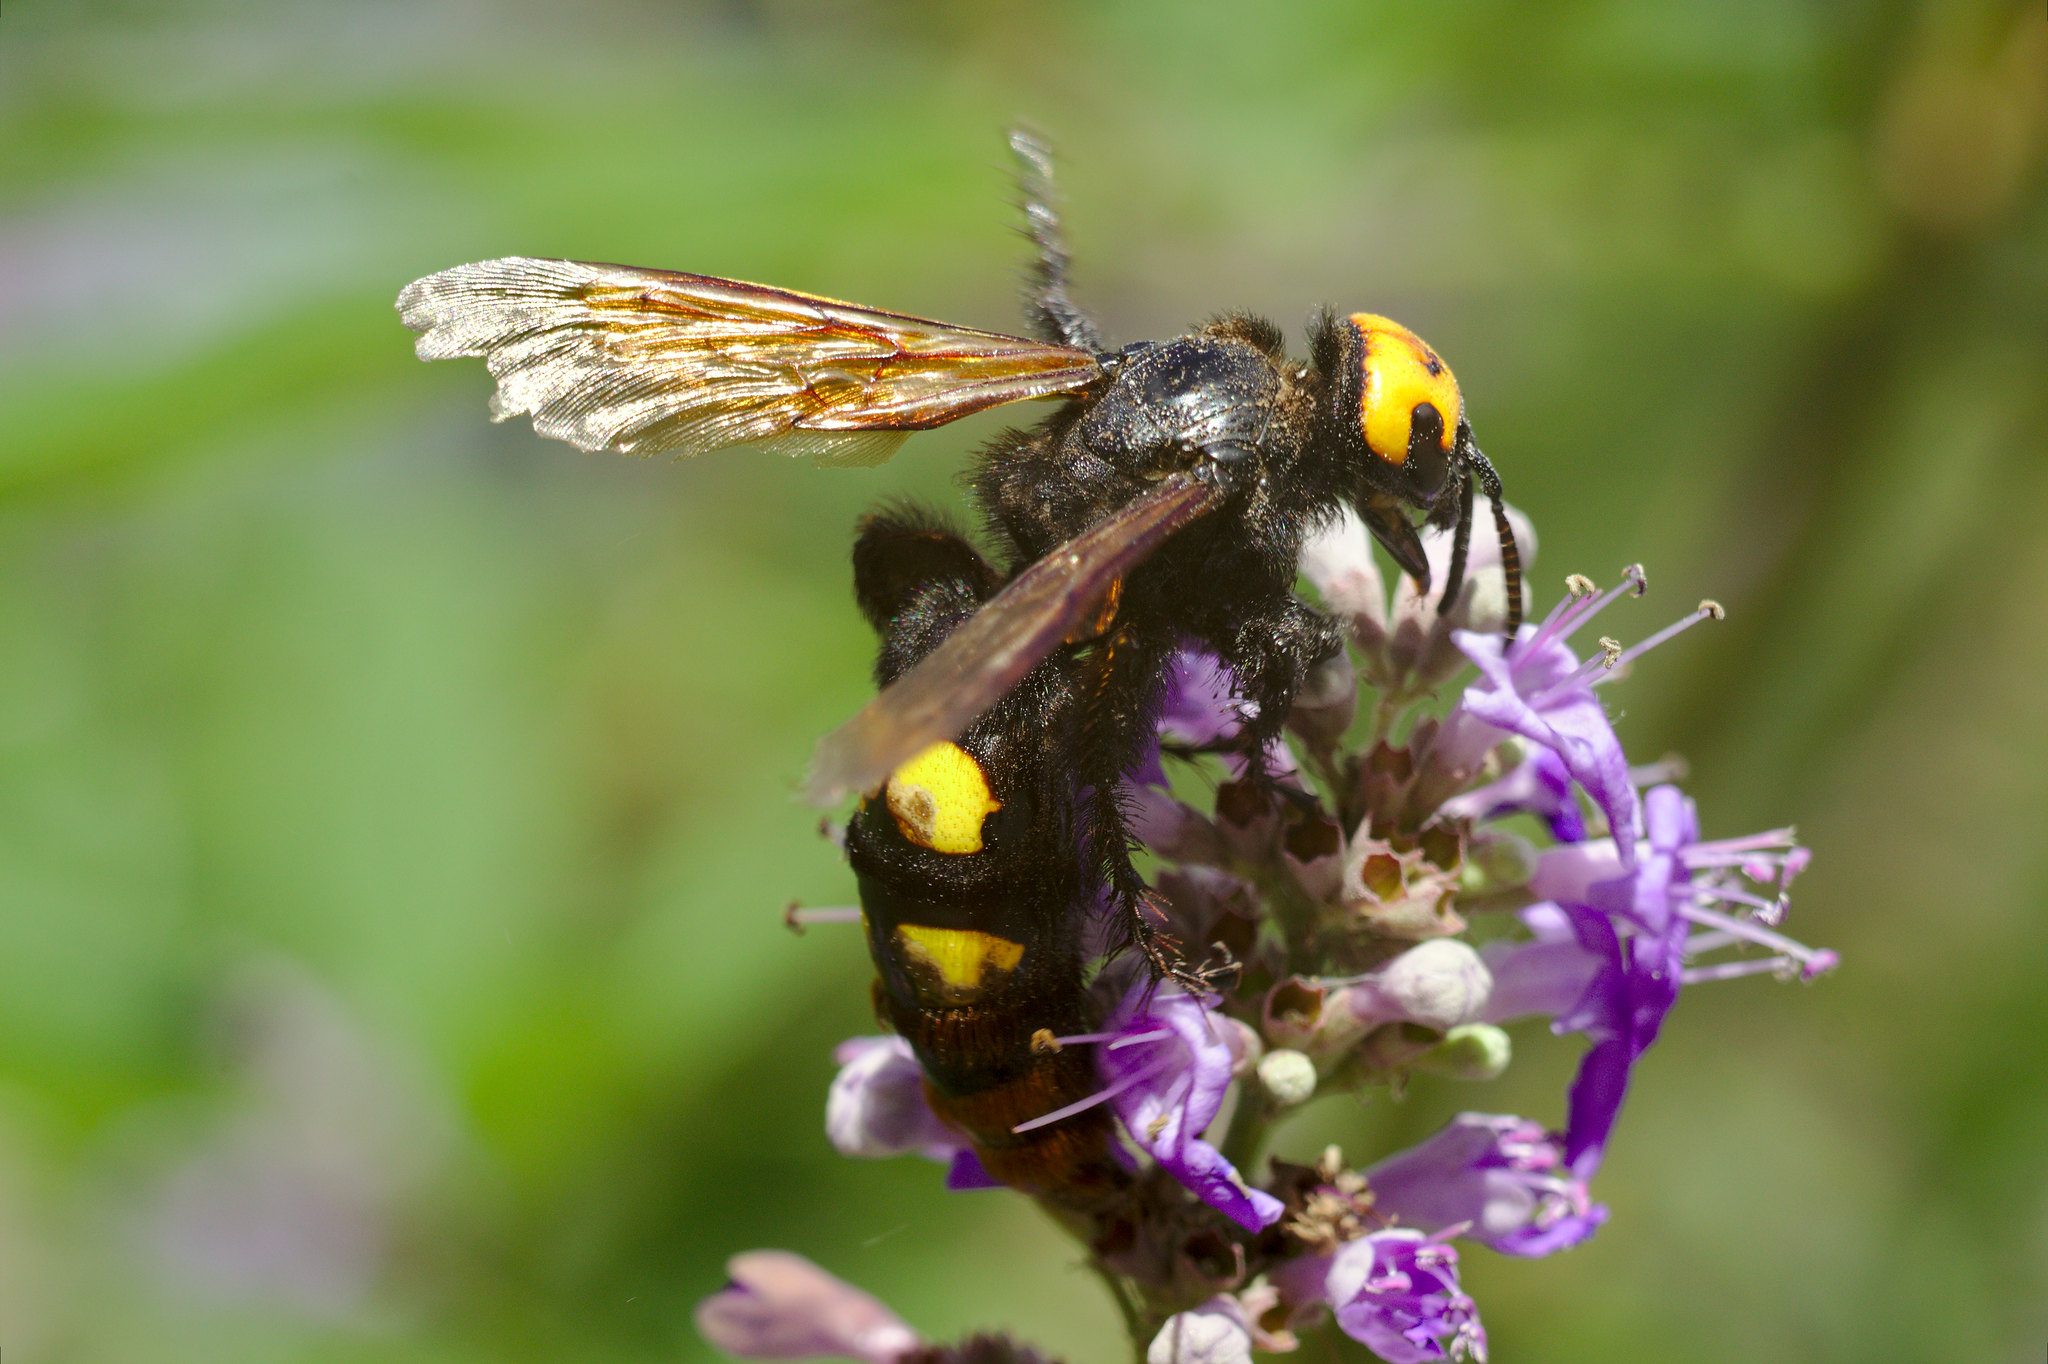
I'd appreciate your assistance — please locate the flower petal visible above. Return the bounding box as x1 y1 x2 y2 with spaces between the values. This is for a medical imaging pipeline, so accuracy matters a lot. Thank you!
695 1251 920 1364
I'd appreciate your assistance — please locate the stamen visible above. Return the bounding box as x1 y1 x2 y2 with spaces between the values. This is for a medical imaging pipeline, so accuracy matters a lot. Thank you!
1106 1027 1174 1051
1526 565 1647 659
1699 884 1777 913
1538 636 1627 700
1699 883 1790 926
1596 600 1725 681
1682 957 1802 986
1629 753 1691 786
1681 828 1799 863
1679 903 1837 976
785 903 862 933
1012 1052 1175 1134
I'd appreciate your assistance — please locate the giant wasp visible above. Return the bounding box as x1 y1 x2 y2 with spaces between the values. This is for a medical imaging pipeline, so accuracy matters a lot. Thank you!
399 131 1521 1198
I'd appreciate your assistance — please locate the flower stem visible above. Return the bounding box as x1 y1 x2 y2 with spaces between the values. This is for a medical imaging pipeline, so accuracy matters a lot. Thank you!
1219 1089 1274 1177
1082 1252 1151 1363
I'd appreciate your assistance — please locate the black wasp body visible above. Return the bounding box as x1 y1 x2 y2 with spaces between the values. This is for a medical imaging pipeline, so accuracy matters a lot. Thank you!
397 129 1522 1202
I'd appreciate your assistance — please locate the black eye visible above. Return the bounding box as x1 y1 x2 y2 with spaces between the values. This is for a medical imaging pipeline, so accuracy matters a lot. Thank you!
1403 402 1449 501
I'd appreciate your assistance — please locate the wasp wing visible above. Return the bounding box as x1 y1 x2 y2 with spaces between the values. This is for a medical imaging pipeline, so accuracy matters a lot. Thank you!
804 472 1225 806
396 257 1104 463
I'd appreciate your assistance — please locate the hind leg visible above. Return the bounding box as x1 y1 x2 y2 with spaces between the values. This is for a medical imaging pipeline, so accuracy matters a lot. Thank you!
1068 624 1227 991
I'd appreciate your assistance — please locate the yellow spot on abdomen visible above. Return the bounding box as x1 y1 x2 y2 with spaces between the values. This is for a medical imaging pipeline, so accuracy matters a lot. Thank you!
895 924 1025 993
885 741 1003 854
1348 312 1461 465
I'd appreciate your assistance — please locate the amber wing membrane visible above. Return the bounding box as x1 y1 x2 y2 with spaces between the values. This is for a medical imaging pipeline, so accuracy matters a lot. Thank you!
805 472 1225 806
396 257 1105 464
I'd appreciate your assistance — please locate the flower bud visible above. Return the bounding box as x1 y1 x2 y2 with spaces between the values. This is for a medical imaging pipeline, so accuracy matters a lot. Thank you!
1411 1023 1512 1081
1223 1016 1264 1081
1286 647 1357 750
1257 1048 1317 1107
1345 939 1493 1031
1147 1296 1254 1364
1298 506 1389 652
1460 829 1538 896
696 1251 921 1364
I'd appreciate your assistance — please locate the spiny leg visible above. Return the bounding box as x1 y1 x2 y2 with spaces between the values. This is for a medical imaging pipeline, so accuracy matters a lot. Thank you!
1070 626 1215 992
1008 127 1106 354
1222 598 1342 791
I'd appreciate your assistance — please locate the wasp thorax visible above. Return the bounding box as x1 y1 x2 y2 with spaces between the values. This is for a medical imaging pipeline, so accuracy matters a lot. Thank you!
1346 313 1461 494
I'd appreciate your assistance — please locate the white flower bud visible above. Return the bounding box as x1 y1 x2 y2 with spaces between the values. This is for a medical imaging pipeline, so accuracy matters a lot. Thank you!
1257 1048 1318 1107
1148 1297 1254 1364
1298 506 1388 642
1348 940 1493 1031
1412 1023 1513 1081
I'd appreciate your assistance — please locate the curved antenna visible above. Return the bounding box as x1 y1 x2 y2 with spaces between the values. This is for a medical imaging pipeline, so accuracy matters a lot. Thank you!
1465 447 1523 638
1008 127 1106 353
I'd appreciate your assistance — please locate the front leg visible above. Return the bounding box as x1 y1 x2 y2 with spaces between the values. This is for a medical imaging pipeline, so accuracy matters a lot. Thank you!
1222 595 1345 777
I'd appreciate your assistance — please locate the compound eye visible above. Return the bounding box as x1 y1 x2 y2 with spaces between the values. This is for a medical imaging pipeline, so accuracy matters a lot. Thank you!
1346 313 1462 472
1404 401 1450 500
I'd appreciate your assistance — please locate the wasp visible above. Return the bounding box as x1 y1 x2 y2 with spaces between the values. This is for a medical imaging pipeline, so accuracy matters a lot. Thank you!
399 129 1522 1206
399 131 1519 999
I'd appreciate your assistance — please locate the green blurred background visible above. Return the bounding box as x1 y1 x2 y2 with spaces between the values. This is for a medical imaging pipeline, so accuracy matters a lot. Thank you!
3 1 2045 1360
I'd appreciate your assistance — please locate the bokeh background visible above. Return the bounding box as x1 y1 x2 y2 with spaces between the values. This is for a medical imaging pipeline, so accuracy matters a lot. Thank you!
4 1 2046 1360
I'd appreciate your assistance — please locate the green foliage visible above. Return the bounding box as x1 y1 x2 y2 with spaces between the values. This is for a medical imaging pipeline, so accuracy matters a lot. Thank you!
1 1 2043 1360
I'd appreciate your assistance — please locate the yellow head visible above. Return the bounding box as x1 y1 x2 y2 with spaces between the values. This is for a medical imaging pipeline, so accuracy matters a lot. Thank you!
1344 312 1462 502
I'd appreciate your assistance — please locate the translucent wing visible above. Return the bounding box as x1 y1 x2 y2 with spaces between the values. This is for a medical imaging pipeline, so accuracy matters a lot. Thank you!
804 472 1225 805
396 257 1105 463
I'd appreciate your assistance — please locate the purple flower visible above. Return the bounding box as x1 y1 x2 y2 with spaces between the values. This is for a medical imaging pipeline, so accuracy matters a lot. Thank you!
1289 1230 1484 1363
1438 745 1586 843
1364 1113 1606 1258
826 1038 997 1191
1158 650 1253 750
695 1250 921 1364
1135 648 1299 793
1479 905 1604 1025
1446 578 1649 868
1520 787 1834 1176
1095 986 1282 1232
1548 902 1677 1178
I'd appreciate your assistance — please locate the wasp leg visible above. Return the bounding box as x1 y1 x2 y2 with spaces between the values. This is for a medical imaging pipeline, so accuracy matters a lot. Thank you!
1209 595 1345 840
1008 127 1106 354
1067 625 1217 991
